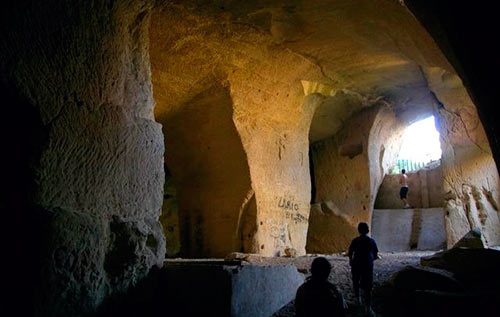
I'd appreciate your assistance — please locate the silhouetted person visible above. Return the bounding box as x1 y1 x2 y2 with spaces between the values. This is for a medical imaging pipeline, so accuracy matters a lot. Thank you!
348 222 380 317
399 168 411 208
295 256 346 317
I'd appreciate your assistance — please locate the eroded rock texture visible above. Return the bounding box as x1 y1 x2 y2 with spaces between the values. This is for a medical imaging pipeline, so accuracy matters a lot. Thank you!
430 70 500 247
151 1 319 257
2 1 165 315
1 0 500 316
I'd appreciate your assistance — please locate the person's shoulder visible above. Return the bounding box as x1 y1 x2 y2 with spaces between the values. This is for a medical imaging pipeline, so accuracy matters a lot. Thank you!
349 236 359 246
298 278 317 290
295 282 307 297
352 235 362 241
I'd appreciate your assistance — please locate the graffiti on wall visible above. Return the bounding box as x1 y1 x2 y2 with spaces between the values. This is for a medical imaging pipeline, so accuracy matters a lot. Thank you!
277 195 299 211
275 195 308 224
286 212 308 224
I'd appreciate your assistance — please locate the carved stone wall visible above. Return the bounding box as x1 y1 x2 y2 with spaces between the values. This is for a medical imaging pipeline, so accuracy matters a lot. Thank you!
150 2 320 257
426 69 500 248
1 1 165 315
2 1 500 316
157 82 253 258
375 165 444 209
308 103 404 253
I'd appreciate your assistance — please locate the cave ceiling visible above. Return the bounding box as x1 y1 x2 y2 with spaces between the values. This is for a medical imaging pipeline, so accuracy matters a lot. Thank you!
150 0 454 143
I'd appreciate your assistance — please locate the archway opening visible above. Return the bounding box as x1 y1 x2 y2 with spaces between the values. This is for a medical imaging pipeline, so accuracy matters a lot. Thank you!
393 115 442 173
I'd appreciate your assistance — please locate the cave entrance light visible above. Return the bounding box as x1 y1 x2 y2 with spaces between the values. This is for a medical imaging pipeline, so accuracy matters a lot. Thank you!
392 115 442 173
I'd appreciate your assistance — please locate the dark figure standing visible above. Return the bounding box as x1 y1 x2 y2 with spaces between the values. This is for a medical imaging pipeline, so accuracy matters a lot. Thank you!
399 168 411 208
295 256 347 317
348 222 380 317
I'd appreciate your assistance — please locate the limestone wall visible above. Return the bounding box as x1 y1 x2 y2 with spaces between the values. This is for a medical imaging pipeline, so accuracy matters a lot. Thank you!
441 144 500 248
308 103 403 253
1 1 165 315
371 208 446 252
150 3 323 257
368 104 407 210
425 69 500 248
3 1 500 315
375 165 444 209
157 82 253 258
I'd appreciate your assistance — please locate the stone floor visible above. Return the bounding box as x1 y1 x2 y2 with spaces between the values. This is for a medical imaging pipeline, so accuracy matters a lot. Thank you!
269 251 436 317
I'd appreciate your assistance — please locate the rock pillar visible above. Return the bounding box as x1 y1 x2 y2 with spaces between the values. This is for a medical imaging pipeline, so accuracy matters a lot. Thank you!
1 1 165 315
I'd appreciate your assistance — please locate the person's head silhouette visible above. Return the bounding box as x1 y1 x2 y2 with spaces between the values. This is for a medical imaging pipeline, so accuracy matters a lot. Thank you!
310 256 331 281
358 222 369 235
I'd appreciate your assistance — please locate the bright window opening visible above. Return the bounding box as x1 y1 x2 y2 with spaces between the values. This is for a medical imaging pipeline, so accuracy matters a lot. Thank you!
392 115 442 173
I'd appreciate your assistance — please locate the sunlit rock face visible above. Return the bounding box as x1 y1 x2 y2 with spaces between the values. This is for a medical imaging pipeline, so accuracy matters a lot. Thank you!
149 0 449 257
150 0 499 256
150 1 321 257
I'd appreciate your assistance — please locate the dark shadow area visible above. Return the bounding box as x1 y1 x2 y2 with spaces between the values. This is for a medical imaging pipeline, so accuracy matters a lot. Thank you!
372 282 496 317
156 81 252 258
0 83 47 316
96 266 165 317
97 261 240 317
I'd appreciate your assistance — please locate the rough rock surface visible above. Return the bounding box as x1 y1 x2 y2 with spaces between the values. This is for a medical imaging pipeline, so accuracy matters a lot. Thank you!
2 1 500 316
149 0 449 258
1 1 166 315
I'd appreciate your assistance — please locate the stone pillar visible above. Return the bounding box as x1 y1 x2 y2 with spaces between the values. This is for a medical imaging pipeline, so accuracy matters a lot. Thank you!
1 1 165 315
230 74 316 256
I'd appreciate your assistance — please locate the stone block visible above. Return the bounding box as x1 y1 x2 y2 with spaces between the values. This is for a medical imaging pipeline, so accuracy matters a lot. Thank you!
162 260 304 316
